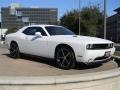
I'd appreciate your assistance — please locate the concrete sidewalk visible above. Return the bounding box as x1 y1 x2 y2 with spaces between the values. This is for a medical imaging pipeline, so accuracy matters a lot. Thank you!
0 47 118 76
0 43 119 90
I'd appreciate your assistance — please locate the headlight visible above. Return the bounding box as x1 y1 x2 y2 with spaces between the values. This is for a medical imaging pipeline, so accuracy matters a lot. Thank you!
86 44 93 49
110 43 113 48
108 43 113 48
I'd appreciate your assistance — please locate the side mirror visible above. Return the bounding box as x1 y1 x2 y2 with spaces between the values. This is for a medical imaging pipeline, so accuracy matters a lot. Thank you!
35 32 43 38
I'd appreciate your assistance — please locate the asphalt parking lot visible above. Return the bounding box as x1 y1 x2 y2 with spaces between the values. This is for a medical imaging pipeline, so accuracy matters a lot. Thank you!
0 46 118 76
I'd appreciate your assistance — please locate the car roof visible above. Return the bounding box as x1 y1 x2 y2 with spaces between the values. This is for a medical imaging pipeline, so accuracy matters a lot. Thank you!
25 24 61 27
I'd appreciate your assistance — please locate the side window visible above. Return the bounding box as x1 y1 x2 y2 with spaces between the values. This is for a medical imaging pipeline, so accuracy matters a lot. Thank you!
36 27 47 36
23 27 47 36
23 27 36 35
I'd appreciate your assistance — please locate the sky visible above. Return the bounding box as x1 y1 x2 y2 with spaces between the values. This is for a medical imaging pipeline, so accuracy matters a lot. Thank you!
0 0 120 21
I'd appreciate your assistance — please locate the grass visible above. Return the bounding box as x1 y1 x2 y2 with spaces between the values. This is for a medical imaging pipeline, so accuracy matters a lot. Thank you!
114 51 120 56
0 42 1 47
0 41 5 47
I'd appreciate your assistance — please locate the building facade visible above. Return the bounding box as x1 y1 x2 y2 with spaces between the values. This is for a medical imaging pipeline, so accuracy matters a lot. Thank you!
106 8 120 43
97 7 120 43
1 4 58 29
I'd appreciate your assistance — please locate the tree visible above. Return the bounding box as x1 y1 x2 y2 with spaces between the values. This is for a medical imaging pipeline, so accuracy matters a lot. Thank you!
5 27 18 35
60 10 79 34
60 5 104 36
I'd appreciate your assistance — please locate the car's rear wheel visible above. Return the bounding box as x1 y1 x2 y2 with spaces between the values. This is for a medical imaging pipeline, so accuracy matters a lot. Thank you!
55 46 76 70
10 42 20 58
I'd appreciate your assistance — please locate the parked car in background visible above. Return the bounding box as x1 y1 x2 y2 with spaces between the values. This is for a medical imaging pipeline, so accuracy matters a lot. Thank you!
0 29 8 41
1 34 6 41
5 25 115 69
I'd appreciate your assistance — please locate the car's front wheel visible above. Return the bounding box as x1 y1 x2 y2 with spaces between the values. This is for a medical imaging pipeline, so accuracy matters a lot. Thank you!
55 46 76 70
10 42 20 58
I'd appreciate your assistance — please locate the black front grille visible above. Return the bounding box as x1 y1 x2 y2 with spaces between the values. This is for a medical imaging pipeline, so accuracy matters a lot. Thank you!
93 44 109 49
88 43 114 50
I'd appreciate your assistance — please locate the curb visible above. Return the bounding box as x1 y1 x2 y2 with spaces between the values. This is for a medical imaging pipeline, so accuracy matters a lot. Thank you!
0 68 120 85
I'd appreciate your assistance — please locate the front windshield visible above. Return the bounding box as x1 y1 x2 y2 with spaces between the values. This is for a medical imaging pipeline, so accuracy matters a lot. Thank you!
45 26 75 35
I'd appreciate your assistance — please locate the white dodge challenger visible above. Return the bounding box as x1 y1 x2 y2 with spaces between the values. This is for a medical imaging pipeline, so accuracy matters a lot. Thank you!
5 25 115 69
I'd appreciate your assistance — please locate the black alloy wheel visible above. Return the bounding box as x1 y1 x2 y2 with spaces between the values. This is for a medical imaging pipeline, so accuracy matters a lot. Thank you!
10 42 20 58
55 46 76 70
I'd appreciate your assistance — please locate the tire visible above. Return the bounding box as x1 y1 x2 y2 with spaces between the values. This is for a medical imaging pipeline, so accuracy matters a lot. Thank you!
10 42 20 58
55 46 76 70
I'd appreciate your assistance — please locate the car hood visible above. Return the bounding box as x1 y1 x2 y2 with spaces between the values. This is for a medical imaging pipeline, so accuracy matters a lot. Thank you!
50 35 113 44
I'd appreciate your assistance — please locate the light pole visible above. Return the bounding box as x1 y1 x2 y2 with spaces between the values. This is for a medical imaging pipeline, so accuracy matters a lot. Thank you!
0 11 3 41
104 0 107 39
78 0 81 35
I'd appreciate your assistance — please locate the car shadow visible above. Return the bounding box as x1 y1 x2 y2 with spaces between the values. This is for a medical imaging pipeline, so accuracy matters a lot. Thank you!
1 53 113 70
114 58 120 67
75 62 102 70
2 53 58 68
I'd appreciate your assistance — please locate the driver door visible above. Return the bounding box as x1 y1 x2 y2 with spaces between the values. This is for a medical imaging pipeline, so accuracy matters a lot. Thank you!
22 27 49 57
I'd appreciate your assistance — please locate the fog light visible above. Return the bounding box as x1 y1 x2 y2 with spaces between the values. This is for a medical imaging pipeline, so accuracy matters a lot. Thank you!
88 59 93 62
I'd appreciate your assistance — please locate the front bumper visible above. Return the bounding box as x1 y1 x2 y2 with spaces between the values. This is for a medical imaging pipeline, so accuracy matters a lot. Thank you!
76 47 115 63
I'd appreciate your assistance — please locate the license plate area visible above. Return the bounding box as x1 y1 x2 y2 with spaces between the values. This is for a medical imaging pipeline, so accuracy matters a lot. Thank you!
104 51 111 57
